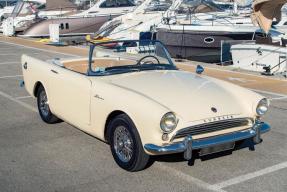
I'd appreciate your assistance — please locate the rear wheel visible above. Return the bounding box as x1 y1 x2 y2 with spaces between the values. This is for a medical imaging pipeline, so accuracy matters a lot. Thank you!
37 85 60 124
108 114 150 172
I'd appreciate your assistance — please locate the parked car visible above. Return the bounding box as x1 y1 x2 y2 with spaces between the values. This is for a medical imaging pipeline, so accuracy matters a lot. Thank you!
21 40 270 171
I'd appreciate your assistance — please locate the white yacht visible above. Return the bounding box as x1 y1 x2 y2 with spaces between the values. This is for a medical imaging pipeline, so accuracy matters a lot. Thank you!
4 0 139 37
0 0 19 16
155 0 260 63
231 39 287 75
231 0 287 76
1 0 73 35
97 0 172 40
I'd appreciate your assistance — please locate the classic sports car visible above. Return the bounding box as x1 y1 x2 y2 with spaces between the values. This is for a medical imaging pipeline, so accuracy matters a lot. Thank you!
21 40 270 171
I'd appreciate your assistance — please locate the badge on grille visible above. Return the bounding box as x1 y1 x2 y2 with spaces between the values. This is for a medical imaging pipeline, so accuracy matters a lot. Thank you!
211 107 217 113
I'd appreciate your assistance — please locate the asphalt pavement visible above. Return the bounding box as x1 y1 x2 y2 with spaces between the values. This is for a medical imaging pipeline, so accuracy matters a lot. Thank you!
0 40 286 192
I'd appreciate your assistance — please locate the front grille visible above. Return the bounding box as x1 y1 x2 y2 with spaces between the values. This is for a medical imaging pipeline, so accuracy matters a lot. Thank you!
172 118 252 140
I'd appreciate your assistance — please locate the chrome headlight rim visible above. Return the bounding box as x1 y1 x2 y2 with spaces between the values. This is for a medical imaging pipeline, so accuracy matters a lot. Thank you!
256 98 269 117
160 112 178 134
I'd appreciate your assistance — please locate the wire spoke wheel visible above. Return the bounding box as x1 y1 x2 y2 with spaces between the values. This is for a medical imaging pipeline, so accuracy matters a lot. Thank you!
113 125 134 163
36 85 60 124
108 114 150 171
39 90 50 117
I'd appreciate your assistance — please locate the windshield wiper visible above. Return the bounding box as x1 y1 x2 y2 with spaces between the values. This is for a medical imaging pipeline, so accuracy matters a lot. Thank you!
105 65 137 71
94 64 177 76
138 64 177 71
99 67 141 75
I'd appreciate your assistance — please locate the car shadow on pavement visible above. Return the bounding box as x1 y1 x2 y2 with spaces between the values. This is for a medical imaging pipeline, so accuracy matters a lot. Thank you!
150 138 256 166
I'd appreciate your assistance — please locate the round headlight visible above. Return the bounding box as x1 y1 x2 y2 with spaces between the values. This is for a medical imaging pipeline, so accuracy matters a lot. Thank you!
160 112 178 133
256 98 269 116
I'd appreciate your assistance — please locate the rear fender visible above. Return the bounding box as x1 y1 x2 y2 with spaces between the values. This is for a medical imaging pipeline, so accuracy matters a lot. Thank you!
21 54 51 98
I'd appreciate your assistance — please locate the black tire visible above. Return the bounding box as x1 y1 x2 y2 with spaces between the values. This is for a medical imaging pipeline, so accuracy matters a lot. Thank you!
108 114 150 172
36 85 61 124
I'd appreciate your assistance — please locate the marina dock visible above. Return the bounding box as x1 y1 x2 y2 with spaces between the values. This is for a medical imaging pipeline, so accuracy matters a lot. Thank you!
1 36 286 95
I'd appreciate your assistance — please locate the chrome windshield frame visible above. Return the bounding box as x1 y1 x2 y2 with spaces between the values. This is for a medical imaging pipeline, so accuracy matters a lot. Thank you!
87 40 176 76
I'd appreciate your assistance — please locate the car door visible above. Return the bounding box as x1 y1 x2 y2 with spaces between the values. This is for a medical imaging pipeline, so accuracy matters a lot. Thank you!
48 65 92 130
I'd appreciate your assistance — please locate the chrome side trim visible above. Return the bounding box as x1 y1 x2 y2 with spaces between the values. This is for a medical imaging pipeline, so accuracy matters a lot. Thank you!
144 122 270 159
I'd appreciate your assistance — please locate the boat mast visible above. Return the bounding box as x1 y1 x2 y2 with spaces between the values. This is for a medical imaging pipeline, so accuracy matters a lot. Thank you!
233 0 238 14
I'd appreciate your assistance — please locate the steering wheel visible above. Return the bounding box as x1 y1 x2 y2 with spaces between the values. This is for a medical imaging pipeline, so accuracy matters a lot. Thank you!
137 55 160 65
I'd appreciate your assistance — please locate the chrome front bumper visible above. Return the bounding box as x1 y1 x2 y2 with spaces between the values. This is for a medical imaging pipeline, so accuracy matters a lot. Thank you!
144 122 270 160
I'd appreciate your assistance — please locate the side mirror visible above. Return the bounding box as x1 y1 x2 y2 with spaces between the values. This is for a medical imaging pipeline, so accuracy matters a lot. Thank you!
196 65 204 74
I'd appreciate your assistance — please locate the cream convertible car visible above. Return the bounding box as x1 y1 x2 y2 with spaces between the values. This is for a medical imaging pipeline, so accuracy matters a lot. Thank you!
21 40 270 171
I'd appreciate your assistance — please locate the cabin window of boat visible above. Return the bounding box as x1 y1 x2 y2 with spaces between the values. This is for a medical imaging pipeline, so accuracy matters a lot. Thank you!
66 23 69 29
99 0 135 8
0 1 17 7
36 4 46 10
88 40 176 76
144 0 172 12
60 23 64 30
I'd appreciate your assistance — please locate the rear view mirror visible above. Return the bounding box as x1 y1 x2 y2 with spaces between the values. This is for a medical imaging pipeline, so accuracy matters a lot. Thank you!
196 65 204 74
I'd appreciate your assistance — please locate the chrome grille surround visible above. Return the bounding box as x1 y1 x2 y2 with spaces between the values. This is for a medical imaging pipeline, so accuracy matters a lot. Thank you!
171 118 253 141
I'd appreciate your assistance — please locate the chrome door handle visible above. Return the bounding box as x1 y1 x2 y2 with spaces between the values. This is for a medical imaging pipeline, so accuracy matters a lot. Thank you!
51 69 58 74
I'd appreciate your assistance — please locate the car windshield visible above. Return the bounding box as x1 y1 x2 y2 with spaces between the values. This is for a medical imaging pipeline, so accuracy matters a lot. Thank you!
89 40 177 76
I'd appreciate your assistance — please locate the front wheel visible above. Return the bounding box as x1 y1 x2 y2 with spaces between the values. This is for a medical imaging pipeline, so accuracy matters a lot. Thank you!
37 85 61 124
108 114 150 172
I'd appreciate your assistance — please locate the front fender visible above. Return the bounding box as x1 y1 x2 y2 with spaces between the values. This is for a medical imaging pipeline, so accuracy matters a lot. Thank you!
90 79 170 147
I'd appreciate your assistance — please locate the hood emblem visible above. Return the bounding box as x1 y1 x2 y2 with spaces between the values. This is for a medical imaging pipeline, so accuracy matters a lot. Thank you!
211 107 217 113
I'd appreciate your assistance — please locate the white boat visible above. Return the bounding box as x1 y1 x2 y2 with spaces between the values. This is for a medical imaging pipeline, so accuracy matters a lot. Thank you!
97 0 172 40
155 0 262 62
0 0 41 23
20 0 140 37
0 5 15 21
230 0 287 76
272 12 287 34
98 0 255 41
231 41 287 74
74 0 141 17
4 0 139 37
0 0 72 34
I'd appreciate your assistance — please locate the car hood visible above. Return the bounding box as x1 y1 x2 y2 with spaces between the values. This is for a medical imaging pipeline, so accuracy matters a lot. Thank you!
108 70 246 122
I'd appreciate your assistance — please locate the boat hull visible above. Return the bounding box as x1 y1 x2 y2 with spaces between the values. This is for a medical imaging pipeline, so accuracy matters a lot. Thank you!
157 29 255 63
231 43 287 74
21 15 119 38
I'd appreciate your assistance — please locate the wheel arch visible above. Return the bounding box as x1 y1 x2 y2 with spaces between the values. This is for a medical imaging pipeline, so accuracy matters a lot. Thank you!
33 81 44 97
104 110 128 143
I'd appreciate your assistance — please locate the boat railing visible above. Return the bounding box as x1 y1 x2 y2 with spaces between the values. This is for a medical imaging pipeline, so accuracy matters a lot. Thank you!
221 40 255 65
165 11 247 27
262 53 287 76
95 19 122 37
